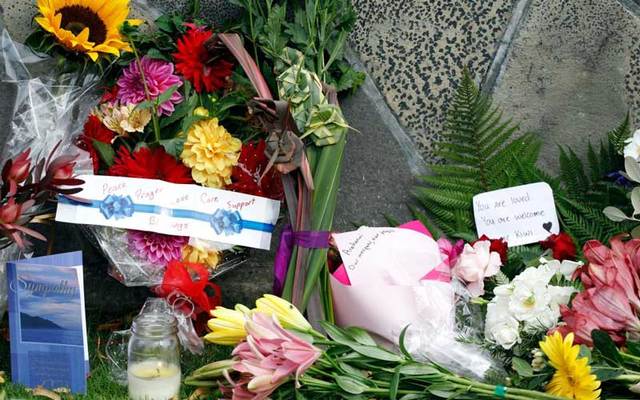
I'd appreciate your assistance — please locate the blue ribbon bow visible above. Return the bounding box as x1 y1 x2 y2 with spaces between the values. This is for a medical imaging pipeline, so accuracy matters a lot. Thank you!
210 209 243 235
99 195 134 220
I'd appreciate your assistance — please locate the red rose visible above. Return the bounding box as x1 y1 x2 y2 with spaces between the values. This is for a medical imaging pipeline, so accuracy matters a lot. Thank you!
540 232 576 261
472 235 508 263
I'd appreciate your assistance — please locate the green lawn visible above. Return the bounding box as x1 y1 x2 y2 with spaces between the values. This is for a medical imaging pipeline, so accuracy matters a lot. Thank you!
0 310 230 399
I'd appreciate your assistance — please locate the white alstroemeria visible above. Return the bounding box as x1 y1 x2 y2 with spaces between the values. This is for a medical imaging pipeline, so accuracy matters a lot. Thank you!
624 129 640 161
547 285 577 307
484 261 577 349
539 257 583 280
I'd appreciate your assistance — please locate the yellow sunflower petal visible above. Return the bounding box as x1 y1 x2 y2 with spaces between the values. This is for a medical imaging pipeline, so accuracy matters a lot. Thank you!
36 0 133 62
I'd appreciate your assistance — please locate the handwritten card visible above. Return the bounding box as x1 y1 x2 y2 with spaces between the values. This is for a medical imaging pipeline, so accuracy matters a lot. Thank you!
55 175 281 250
473 182 559 247
332 227 442 285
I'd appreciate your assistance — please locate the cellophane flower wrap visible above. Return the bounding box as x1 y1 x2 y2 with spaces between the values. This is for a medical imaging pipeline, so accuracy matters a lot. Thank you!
0 19 96 314
64 5 284 287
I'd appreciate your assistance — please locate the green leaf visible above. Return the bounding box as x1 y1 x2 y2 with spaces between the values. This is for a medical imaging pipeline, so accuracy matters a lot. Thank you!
349 344 403 362
398 363 439 376
398 326 413 361
155 84 180 106
427 384 458 398
146 48 171 61
320 322 356 346
591 366 624 382
92 140 115 167
592 330 623 367
389 368 400 400
627 340 640 357
511 357 534 378
345 327 377 346
335 375 368 395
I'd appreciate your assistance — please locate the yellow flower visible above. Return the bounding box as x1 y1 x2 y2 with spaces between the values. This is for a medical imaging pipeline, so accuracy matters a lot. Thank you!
181 118 242 188
182 244 220 270
35 0 137 62
205 304 252 345
255 294 311 332
539 332 601 400
96 103 151 136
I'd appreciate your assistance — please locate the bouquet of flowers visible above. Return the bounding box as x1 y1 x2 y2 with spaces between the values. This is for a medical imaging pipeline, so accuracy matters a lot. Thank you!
24 0 292 290
187 295 567 399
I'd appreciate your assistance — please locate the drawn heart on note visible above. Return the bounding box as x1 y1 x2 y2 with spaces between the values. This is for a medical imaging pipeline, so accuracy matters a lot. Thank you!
542 222 553 232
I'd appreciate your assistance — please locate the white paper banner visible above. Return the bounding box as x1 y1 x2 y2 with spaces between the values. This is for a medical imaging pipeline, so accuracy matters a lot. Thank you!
55 175 281 250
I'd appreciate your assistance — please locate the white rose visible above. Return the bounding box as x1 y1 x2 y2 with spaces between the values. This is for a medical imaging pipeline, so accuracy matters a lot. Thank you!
624 129 640 160
485 297 521 350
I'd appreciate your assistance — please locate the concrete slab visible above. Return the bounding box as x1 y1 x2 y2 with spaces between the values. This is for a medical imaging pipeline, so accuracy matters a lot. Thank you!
490 0 640 170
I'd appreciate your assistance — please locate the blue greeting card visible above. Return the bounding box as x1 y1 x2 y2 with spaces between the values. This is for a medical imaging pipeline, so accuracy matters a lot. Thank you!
7 251 88 394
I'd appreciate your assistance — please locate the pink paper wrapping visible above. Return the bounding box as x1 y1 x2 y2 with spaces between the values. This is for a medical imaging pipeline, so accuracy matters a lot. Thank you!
330 221 456 343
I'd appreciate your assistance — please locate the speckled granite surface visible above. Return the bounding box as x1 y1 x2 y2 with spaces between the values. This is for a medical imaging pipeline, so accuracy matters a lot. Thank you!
349 0 517 159
491 0 640 170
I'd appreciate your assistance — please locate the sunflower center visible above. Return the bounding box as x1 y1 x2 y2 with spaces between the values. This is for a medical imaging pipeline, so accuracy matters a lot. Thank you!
58 5 107 44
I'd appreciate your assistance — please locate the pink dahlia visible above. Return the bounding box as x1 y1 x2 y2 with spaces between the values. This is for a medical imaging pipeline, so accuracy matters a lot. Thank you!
116 56 184 116
128 230 188 265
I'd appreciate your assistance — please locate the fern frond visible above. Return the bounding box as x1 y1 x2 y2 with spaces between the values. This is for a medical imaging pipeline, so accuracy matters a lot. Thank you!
412 69 542 236
608 112 630 154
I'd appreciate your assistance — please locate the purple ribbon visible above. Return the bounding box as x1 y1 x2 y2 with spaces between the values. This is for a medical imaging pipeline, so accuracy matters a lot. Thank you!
273 224 331 295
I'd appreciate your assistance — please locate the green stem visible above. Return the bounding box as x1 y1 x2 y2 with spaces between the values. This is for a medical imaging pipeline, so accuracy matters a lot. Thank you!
445 376 563 400
613 374 640 383
621 352 640 363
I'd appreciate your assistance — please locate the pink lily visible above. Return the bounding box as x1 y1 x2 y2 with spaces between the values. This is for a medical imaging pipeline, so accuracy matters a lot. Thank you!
228 313 321 399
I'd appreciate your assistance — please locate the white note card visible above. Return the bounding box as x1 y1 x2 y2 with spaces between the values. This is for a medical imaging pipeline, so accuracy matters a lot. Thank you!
472 182 559 247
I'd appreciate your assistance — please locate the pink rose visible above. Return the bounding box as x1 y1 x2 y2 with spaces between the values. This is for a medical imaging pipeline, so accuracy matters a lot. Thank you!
452 240 502 297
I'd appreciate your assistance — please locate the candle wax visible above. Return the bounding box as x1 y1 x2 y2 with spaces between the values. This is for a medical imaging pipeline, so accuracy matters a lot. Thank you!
128 360 181 400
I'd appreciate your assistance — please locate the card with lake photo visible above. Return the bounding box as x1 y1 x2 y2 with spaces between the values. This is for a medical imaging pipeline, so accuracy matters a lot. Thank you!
7 251 88 394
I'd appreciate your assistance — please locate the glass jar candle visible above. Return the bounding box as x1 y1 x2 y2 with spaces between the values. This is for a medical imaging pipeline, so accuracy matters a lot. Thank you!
127 312 181 400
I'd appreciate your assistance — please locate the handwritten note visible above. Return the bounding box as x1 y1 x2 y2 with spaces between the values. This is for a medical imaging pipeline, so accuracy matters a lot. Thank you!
332 227 442 285
55 175 281 250
473 182 559 247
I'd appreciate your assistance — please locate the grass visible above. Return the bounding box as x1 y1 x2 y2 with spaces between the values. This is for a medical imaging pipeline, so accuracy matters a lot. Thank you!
0 308 231 399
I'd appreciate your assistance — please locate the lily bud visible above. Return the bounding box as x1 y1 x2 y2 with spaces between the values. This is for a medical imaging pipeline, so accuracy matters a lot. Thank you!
255 294 311 332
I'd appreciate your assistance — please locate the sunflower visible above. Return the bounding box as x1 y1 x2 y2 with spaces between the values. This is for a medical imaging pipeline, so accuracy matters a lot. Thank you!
539 332 601 400
35 0 137 62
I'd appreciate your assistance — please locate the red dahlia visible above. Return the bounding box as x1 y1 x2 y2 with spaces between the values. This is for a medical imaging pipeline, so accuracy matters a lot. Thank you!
173 27 234 93
77 115 115 173
227 140 284 200
108 146 194 184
